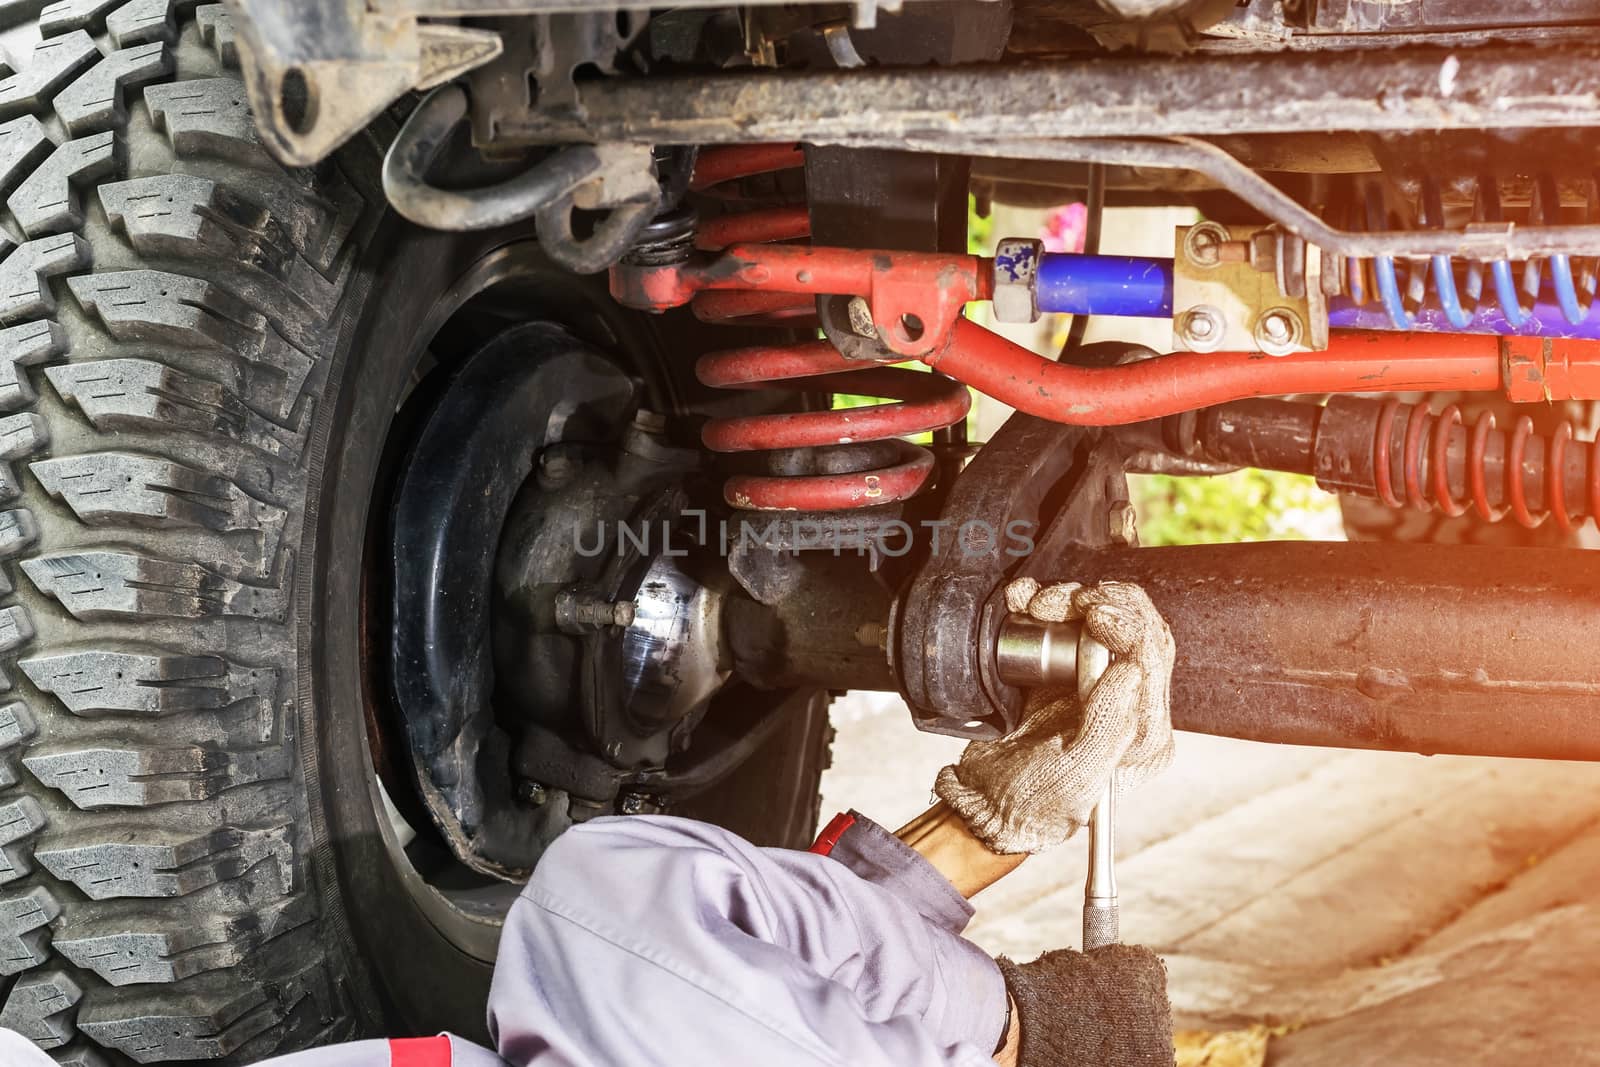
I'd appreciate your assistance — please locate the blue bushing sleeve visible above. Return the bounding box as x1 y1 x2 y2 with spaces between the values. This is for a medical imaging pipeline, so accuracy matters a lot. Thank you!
1035 254 1174 318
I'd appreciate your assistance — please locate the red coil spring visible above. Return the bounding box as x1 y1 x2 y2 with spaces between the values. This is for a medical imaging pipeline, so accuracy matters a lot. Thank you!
688 145 971 512
1372 400 1599 531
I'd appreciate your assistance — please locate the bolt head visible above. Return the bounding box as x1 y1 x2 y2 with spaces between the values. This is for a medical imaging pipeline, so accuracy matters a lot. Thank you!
1107 501 1138 545
992 237 1043 324
518 780 549 806
1179 306 1225 352
1253 307 1303 356
1183 222 1231 269
846 296 877 337
537 450 575 489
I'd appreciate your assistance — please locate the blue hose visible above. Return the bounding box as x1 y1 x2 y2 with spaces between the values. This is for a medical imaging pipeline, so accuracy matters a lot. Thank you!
1035 254 1173 318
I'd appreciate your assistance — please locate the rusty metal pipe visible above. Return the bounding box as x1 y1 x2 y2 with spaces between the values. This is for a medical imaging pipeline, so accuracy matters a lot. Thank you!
1058 541 1600 760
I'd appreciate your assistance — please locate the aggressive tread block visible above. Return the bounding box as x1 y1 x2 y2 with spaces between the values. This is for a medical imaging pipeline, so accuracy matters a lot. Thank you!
25 742 292 808
99 174 339 312
77 978 280 1061
0 320 66 411
105 0 181 47
39 0 119 36
56 895 309 985
54 41 170 136
0 411 48 500
0 968 82 1049
30 450 287 576
0 116 55 200
21 648 276 718
0 31 99 121
0 235 91 322
195 4 234 66
144 77 264 164
0 884 61 975
0 604 34 655
67 270 316 420
21 549 288 621
44 356 308 459
8 132 121 235
0 699 36 792
0 794 47 884
36 822 291 898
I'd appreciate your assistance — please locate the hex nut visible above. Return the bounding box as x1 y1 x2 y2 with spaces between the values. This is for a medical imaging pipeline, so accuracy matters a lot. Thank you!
992 237 1043 324
1178 305 1225 352
1183 221 1231 269
846 295 877 337
1107 501 1138 545
1253 307 1303 356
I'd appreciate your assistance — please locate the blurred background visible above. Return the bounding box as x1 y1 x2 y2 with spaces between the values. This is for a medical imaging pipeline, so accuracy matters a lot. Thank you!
818 204 1600 1066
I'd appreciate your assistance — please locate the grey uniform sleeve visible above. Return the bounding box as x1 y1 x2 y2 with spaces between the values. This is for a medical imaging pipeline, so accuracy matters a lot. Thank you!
489 815 1006 1067
242 1035 507 1067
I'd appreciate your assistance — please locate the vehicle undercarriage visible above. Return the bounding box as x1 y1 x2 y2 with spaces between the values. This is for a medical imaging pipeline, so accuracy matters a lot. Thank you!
0 0 1599 1060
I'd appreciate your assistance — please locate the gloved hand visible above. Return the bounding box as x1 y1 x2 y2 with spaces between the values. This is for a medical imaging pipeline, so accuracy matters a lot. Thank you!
996 944 1174 1067
934 577 1176 854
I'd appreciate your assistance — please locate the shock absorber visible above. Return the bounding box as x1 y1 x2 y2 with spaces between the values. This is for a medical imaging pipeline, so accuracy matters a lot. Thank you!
1176 395 1600 531
663 145 970 512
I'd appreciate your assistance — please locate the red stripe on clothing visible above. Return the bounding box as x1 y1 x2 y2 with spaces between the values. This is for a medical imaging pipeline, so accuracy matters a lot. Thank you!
809 811 857 856
390 1036 451 1067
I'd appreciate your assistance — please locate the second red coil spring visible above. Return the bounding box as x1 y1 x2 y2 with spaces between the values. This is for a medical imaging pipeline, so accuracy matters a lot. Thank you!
1373 399 1600 532
687 145 970 512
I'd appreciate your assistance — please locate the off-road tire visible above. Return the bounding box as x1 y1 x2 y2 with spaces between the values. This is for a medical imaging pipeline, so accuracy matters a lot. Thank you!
0 6 833 1065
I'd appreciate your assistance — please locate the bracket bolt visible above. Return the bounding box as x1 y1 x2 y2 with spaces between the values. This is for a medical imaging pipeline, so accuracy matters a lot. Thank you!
1107 501 1138 546
1183 222 1232 269
517 780 549 806
1254 307 1303 356
846 295 877 337
1178 305 1225 352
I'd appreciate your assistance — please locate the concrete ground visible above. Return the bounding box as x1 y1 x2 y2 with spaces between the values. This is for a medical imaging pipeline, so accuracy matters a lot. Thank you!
821 692 1600 1065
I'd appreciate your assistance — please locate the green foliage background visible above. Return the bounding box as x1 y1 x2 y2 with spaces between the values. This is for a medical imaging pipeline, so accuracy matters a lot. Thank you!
1131 470 1340 545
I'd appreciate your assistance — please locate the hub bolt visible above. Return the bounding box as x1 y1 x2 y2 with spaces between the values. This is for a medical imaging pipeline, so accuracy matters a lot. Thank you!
537 449 576 490
619 791 664 815
554 590 638 633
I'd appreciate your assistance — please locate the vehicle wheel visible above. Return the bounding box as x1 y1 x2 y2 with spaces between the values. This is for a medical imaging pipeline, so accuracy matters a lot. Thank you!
0 8 833 1063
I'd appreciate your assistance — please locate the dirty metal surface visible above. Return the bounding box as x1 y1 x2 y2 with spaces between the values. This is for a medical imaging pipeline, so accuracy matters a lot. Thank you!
1062 541 1600 760
501 44 1600 147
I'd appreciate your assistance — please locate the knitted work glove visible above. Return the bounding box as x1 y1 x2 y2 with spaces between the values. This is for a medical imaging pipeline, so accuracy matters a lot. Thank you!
934 578 1176 854
997 945 1174 1067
